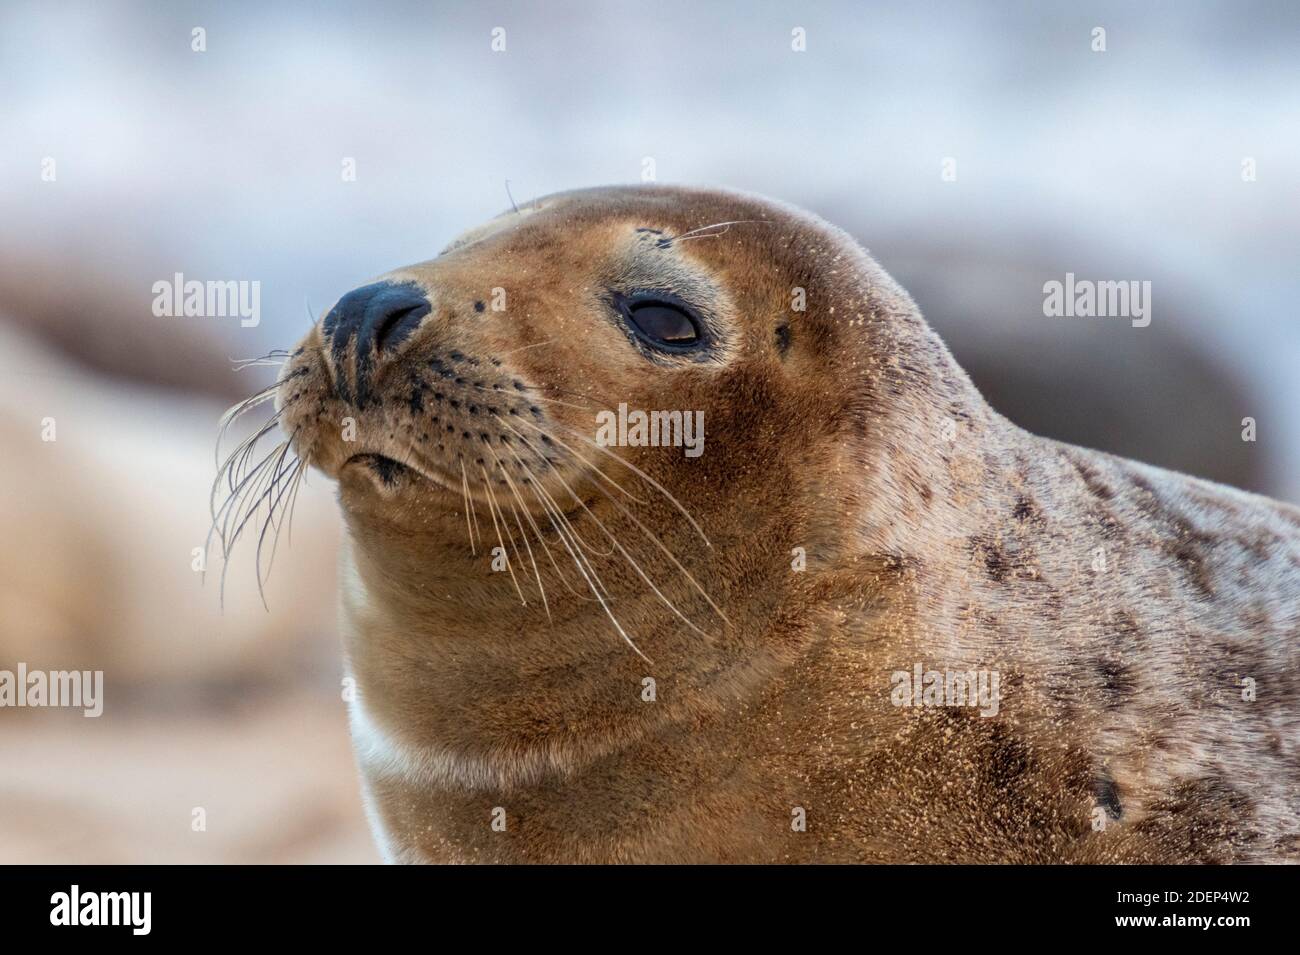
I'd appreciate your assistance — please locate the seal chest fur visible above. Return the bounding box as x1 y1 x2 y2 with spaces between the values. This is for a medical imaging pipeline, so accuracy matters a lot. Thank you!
269 185 1299 863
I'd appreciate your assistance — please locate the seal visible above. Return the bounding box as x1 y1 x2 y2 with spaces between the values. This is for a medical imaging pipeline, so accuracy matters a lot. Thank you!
256 185 1298 863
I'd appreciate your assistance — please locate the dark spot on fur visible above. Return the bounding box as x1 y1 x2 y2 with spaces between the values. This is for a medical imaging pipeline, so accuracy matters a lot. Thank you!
1133 775 1259 862
1125 470 1219 598
1167 537 1215 598
1084 507 1123 539
775 322 791 355
1235 532 1275 563
474 301 485 313
970 534 1012 582
870 552 920 578
1092 771 1123 819
1070 457 1115 500
1095 657 1136 707
1238 603 1270 632
984 721 1033 791
1109 609 1143 644
1012 495 1044 526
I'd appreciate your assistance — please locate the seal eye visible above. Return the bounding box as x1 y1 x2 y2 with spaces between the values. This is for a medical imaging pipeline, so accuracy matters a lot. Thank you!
626 300 700 347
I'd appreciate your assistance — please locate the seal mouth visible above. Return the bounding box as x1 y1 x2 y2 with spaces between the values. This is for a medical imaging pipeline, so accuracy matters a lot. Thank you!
346 453 410 487
342 451 466 498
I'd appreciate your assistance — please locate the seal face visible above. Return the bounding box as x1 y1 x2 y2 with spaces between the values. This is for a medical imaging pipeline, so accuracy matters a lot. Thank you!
269 185 1300 863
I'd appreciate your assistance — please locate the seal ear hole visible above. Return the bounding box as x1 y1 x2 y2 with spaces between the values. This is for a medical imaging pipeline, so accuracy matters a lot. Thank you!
775 322 791 355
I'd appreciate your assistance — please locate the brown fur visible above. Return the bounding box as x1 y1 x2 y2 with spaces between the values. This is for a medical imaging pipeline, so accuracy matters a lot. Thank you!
274 185 1300 863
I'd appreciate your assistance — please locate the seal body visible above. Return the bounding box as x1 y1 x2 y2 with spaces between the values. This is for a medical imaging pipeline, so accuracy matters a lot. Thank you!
275 186 1300 863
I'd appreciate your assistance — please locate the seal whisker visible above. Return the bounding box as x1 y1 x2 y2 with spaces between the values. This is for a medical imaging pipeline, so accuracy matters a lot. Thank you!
493 413 645 507
500 444 602 603
212 436 282 557
506 493 549 622
264 452 306 568
521 463 615 597
526 470 650 663
229 356 288 371
225 433 294 544
281 454 309 548
550 446 730 627
253 446 304 608
217 367 305 435
479 465 527 606
209 437 293 607
225 451 288 605
516 445 617 563
545 454 709 637
458 459 479 555
209 430 286 554
463 382 594 413
487 446 554 619
215 390 285 472
666 219 770 243
486 466 528 568
235 438 295 556
505 418 724 623
214 400 295 502
549 419 712 548
495 339 555 357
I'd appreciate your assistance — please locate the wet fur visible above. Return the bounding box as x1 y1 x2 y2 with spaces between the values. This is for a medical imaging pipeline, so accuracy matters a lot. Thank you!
270 185 1299 863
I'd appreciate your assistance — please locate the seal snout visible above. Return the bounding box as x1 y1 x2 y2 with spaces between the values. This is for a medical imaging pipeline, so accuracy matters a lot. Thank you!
322 280 432 406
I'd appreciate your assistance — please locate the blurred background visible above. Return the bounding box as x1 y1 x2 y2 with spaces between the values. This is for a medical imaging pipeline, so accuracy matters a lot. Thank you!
1 0 1296 862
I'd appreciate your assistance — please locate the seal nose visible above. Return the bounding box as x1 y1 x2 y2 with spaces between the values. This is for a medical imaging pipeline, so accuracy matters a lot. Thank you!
322 280 431 405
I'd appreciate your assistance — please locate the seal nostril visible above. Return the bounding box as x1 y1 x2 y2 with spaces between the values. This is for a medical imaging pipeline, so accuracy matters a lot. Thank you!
322 280 432 406
374 304 429 355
